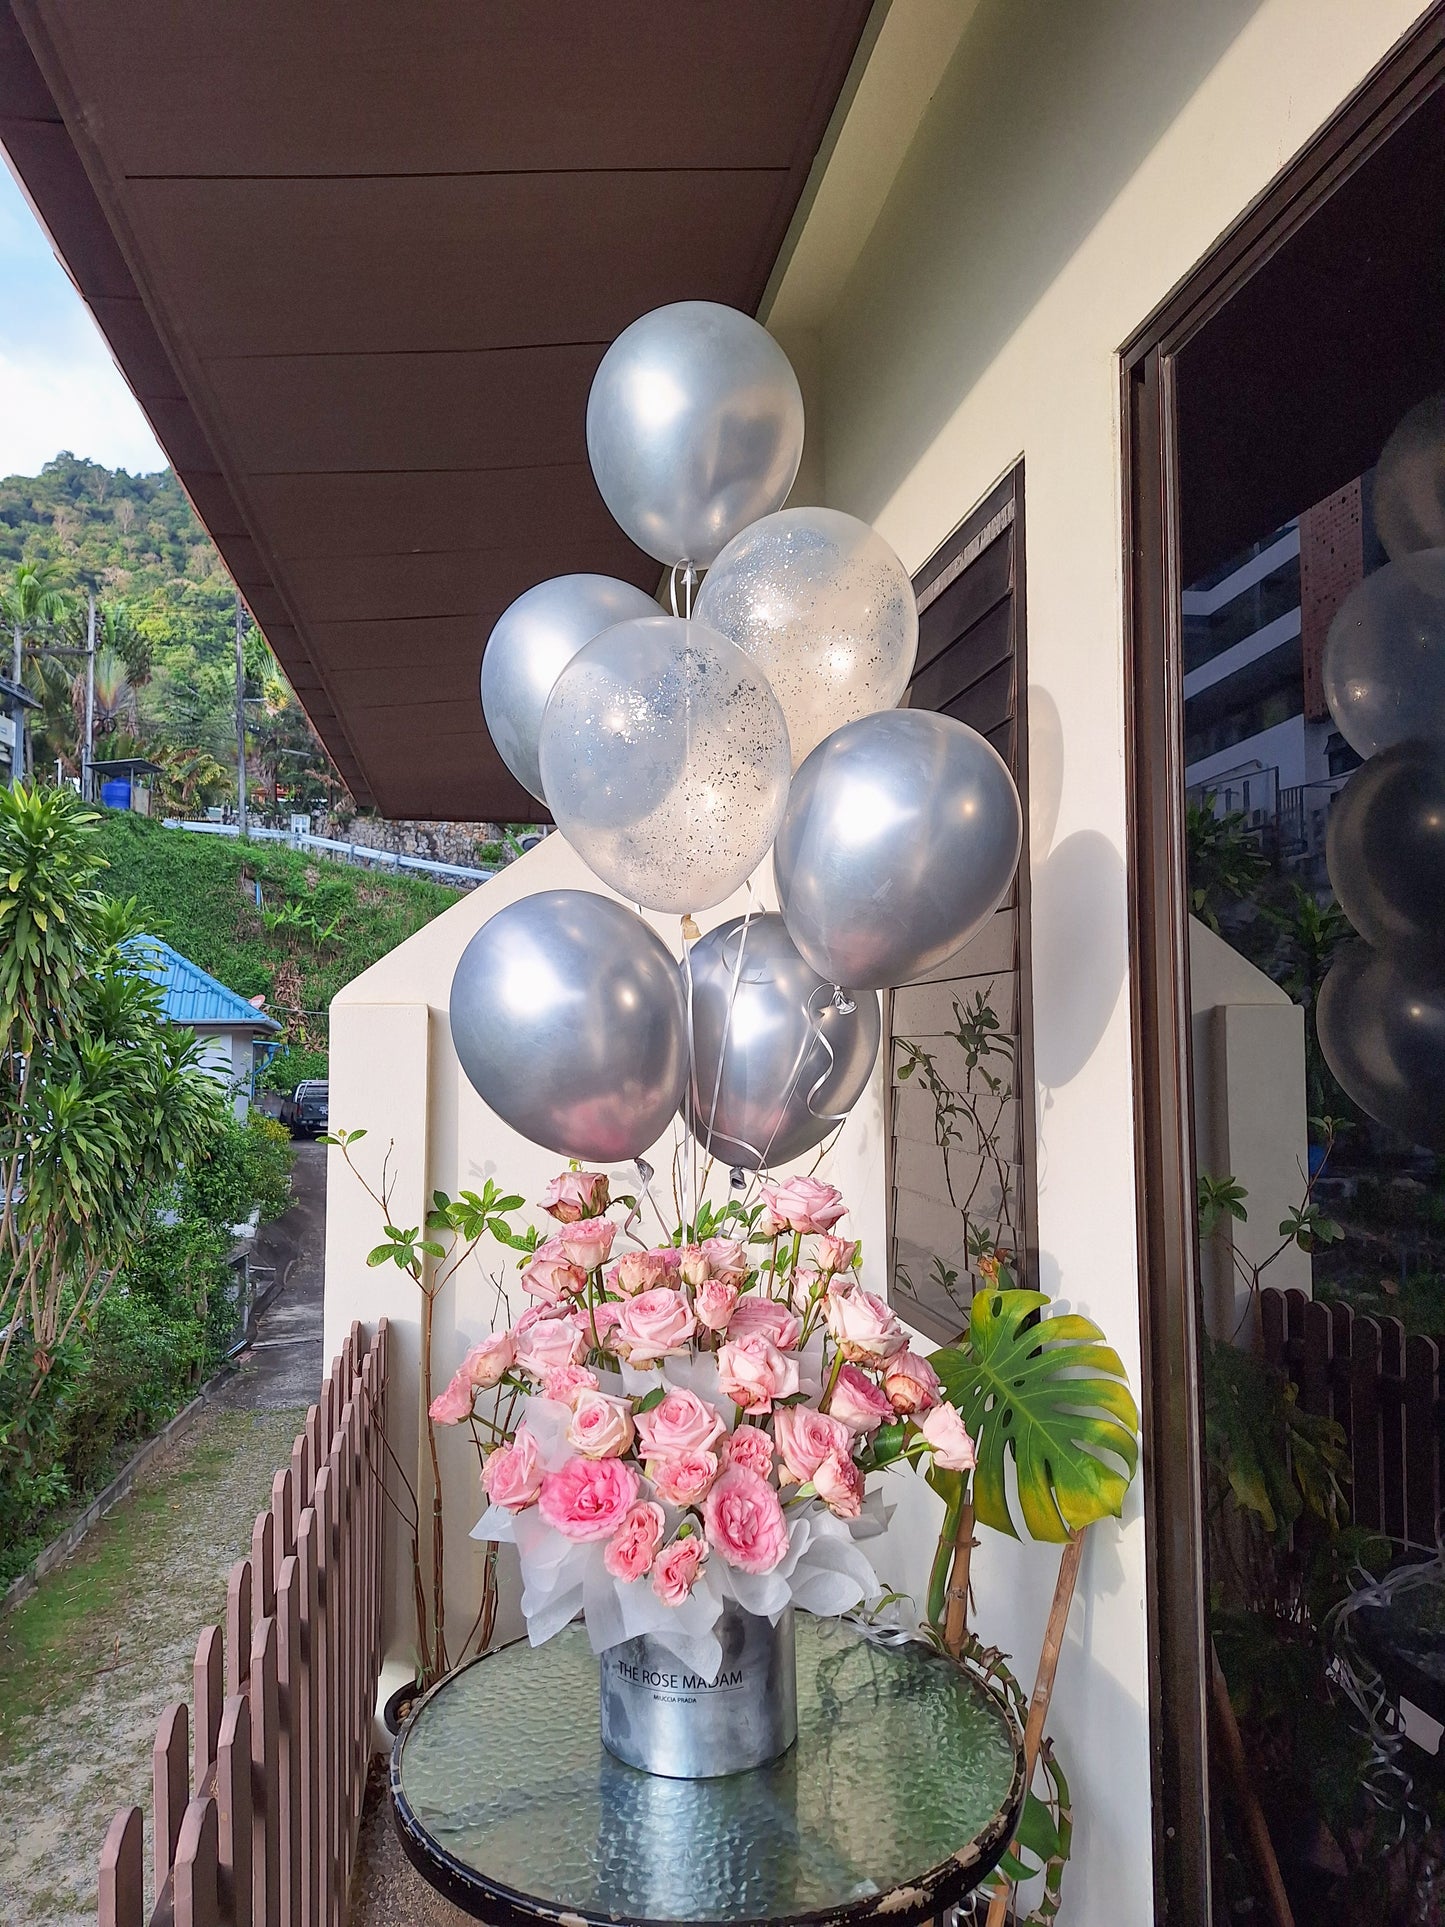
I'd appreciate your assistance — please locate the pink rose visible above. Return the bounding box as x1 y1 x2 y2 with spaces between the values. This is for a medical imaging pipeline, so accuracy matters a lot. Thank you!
559 1216 617 1271
814 1235 859 1276
829 1364 894 1435
701 1236 750 1284
824 1282 906 1363
543 1363 599 1406
538 1456 640 1541
694 1276 741 1331
814 1449 864 1519
716 1334 799 1413
482 1425 542 1510
428 1365 474 1425
606 1249 678 1296
678 1245 712 1288
460 1332 515 1390
773 1407 854 1486
613 1288 697 1364
703 1467 790 1573
576 1300 623 1347
566 1389 635 1459
788 1267 825 1312
540 1170 610 1223
512 1309 587 1379
919 1402 977 1472
722 1426 775 1480
759 1175 846 1235
755 1206 784 1239
521 1237 587 1304
604 1501 665 1582
635 1387 725 1458
883 1349 941 1415
651 1449 721 1506
651 1536 707 1605
727 1295 802 1351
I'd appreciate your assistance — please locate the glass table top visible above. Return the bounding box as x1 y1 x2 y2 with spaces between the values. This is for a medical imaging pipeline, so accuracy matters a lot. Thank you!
391 1614 1025 1927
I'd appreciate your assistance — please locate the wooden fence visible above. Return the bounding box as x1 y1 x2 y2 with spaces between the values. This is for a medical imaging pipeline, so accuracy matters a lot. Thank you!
98 1319 389 1927
1260 1286 1441 1547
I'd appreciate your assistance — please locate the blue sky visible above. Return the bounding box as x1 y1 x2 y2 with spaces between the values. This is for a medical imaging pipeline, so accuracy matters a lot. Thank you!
0 156 166 479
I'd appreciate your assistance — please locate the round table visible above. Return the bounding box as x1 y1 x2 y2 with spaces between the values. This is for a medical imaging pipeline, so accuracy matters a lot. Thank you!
390 1614 1026 1927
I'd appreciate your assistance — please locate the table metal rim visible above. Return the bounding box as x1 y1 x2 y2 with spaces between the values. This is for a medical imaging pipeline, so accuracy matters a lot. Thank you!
388 1619 1027 1927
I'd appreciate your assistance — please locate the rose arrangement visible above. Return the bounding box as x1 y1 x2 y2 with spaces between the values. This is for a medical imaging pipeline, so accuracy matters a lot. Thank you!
430 1170 976 1674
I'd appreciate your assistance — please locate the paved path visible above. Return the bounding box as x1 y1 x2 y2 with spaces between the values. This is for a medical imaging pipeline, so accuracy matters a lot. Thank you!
0 1144 327 1927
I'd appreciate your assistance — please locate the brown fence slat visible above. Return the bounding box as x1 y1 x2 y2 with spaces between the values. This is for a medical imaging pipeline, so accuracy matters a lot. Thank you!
1260 1286 1285 1371
250 1617 281 1927
1296 1293 1331 1421
225 1561 253 1698
1352 1315 1384 1532
1405 1332 1440 1546
193 1626 223 1790
1380 1316 1407 1543
276 1553 304 1927
172 1797 220 1927
153 1701 190 1900
252 1510 276 1621
98 1807 144 1927
215 1695 252 1927
294 1512 322 1927
313 1463 337 1926
272 1466 296 1563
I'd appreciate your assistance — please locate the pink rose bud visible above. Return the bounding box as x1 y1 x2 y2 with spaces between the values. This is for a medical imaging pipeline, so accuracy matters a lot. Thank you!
566 1389 636 1460
813 1448 865 1519
538 1456 641 1541
651 1449 721 1507
759 1175 847 1236
481 1424 543 1509
756 1206 785 1239
678 1245 712 1288
700 1236 749 1284
694 1275 741 1332
460 1332 514 1390
788 1266 825 1312
721 1425 776 1480
512 1309 587 1379
703 1466 791 1574
919 1402 977 1473
428 1365 475 1425
829 1364 894 1435
635 1387 726 1458
773 1406 854 1486
814 1235 859 1276
540 1170 610 1223
727 1294 802 1351
541 1364 599 1407
558 1216 618 1271
883 1349 942 1415
588 1299 623 1345
606 1248 678 1296
613 1287 697 1364
651 1535 707 1605
604 1501 666 1582
521 1236 587 1304
824 1281 907 1363
716 1333 800 1413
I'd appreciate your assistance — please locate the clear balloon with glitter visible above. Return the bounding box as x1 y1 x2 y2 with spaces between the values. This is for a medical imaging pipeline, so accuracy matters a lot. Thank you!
538 614 792 914
696 507 919 767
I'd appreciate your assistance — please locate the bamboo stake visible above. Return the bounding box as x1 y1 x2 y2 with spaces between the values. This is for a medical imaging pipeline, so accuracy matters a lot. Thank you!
985 1530 1085 1927
942 1497 977 1660
1210 1641 1294 1927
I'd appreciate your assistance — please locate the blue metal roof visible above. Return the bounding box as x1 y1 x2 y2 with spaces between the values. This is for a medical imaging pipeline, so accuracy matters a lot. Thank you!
132 937 281 1033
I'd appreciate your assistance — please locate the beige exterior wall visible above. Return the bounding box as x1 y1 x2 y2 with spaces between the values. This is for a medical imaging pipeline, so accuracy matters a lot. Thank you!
761 2 1427 1920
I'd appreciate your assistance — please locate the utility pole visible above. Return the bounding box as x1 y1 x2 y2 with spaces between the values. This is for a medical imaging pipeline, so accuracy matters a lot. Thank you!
82 591 96 802
9 611 23 789
235 590 248 837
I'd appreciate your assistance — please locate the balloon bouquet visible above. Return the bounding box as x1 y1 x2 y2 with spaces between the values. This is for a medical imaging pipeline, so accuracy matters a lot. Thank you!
1316 396 1445 1150
455 300 1023 1207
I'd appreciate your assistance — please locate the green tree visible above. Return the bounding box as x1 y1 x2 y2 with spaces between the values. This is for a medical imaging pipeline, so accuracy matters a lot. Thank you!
1186 798 1269 932
0 559 74 784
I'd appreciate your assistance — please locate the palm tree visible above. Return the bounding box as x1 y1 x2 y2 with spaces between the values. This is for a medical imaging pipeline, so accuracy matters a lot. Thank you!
0 561 74 784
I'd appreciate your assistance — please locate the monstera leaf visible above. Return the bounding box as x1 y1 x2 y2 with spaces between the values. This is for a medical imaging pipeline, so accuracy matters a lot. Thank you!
931 1288 1139 1542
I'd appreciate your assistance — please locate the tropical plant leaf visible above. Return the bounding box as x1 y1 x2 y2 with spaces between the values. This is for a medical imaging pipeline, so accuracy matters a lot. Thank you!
932 1288 1139 1541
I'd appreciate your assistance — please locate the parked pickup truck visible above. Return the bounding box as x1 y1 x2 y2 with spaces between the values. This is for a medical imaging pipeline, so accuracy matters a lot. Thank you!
290 1080 329 1139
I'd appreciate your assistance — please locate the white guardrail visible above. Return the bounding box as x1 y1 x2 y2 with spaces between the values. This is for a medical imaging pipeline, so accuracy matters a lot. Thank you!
162 818 498 886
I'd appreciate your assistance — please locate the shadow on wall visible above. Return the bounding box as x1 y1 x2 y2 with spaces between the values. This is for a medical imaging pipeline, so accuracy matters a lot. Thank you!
1031 829 1128 1091
822 0 1266 516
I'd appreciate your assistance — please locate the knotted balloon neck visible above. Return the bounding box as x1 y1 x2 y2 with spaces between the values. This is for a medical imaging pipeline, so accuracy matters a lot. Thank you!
831 985 856 1015
668 560 698 620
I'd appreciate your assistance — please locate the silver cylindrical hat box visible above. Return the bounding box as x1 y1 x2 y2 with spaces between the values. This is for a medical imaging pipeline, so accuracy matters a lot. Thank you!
599 1603 797 1777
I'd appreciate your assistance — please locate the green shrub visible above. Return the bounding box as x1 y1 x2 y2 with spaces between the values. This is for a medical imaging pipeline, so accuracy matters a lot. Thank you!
258 1043 328 1093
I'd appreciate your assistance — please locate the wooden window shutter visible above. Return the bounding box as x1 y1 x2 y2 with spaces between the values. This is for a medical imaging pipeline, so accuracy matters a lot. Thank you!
887 463 1037 1342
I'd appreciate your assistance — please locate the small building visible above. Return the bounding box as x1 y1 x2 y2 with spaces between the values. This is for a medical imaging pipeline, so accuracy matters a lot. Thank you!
136 938 280 1119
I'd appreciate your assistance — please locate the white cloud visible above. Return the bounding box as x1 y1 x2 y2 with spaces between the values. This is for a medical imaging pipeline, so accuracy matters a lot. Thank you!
0 325 167 479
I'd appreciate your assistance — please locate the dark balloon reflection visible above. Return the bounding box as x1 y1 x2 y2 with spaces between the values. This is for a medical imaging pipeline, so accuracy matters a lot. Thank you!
1325 740 1445 959
1317 942 1445 1151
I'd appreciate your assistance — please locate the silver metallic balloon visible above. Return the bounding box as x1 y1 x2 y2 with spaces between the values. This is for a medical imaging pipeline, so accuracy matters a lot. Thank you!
1323 551 1445 758
585 302 804 567
1318 941 1445 1151
774 710 1022 990
539 615 792 914
695 507 919 767
449 889 687 1161
480 573 659 802
1374 393 1445 561
685 912 881 1170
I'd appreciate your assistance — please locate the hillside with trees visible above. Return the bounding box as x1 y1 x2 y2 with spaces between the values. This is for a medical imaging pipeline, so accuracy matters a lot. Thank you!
0 453 339 812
